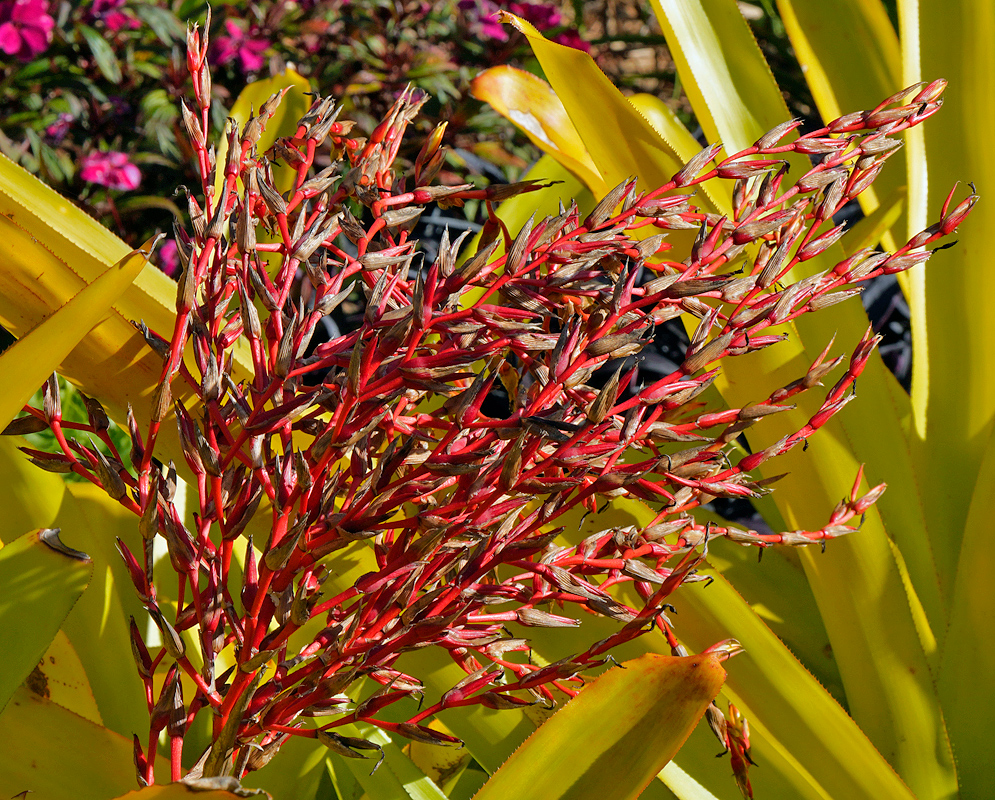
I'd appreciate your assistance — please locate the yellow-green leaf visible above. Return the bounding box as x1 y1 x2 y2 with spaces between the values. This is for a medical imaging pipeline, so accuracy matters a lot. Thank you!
499 14 947 790
939 417 995 797
470 66 602 190
0 686 168 800
0 527 91 713
0 153 248 482
498 13 691 198
903 0 995 621
648 0 794 156
0 240 150 432
56 481 153 738
841 185 906 256
472 653 725 800
337 723 449 800
0 436 66 545
35 629 103 725
775 0 905 254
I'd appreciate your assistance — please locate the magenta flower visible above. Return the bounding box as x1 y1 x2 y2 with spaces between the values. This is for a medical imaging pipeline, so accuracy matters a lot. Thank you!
460 0 508 40
0 0 55 61
45 112 73 143
212 19 268 73
80 151 141 191
551 28 589 52
88 0 140 32
460 0 575 42
507 1 561 29
156 239 179 278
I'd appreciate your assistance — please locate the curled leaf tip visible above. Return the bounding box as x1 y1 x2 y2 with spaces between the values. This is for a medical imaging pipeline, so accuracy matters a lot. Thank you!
38 527 91 562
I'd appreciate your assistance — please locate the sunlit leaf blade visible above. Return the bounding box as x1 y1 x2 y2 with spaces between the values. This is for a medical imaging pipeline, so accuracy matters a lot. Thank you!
0 240 149 432
939 420 995 797
647 0 796 156
658 762 721 800
56 482 154 738
0 436 66 545
775 0 906 254
498 13 690 196
699 531 845 705
35 629 103 725
338 723 449 800
903 0 995 628
562 498 920 799
0 156 230 481
0 528 91 713
472 653 725 800
0 686 168 800
499 13 947 792
470 66 603 189
841 185 906 256
240 732 331 799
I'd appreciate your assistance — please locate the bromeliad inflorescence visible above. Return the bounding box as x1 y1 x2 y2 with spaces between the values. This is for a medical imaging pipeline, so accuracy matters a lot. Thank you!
9 17 975 791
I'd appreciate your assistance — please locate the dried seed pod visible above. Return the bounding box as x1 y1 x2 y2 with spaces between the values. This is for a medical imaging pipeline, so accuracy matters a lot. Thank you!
587 364 624 424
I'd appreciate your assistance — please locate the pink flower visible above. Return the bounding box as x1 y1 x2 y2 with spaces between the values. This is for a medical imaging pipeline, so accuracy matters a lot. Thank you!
507 2 560 30
88 0 140 32
551 28 589 52
212 19 269 73
157 239 179 278
0 0 55 61
45 112 73 143
459 0 571 41
80 151 141 191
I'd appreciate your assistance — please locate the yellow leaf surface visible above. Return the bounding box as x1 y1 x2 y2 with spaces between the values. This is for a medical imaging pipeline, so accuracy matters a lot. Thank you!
0 528 92 713
472 654 725 800
470 65 602 189
0 239 150 432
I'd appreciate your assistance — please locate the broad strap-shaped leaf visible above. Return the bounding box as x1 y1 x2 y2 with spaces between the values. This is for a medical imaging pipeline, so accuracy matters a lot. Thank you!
35 629 103 725
0 528 91 713
240 730 334 799
0 154 251 481
336 723 449 800
496 13 691 197
56 482 154 739
938 416 995 796
0 239 150 432
0 436 66 546
472 653 725 800
903 0 995 640
841 185 906 256
491 15 947 792
0 686 168 800
658 762 721 800
776 0 906 254
648 0 796 157
555 497 920 799
470 65 603 190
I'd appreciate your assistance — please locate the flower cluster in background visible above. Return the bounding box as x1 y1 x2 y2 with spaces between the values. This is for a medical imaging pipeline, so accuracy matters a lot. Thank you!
0 0 810 280
80 150 142 191
0 0 595 269
0 0 54 61
458 0 588 49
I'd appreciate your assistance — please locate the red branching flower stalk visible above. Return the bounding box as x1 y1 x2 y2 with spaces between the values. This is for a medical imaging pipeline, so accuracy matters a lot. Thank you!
12 20 975 789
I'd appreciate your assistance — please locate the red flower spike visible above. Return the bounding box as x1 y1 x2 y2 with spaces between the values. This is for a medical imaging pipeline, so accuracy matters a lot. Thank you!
19 57 975 790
